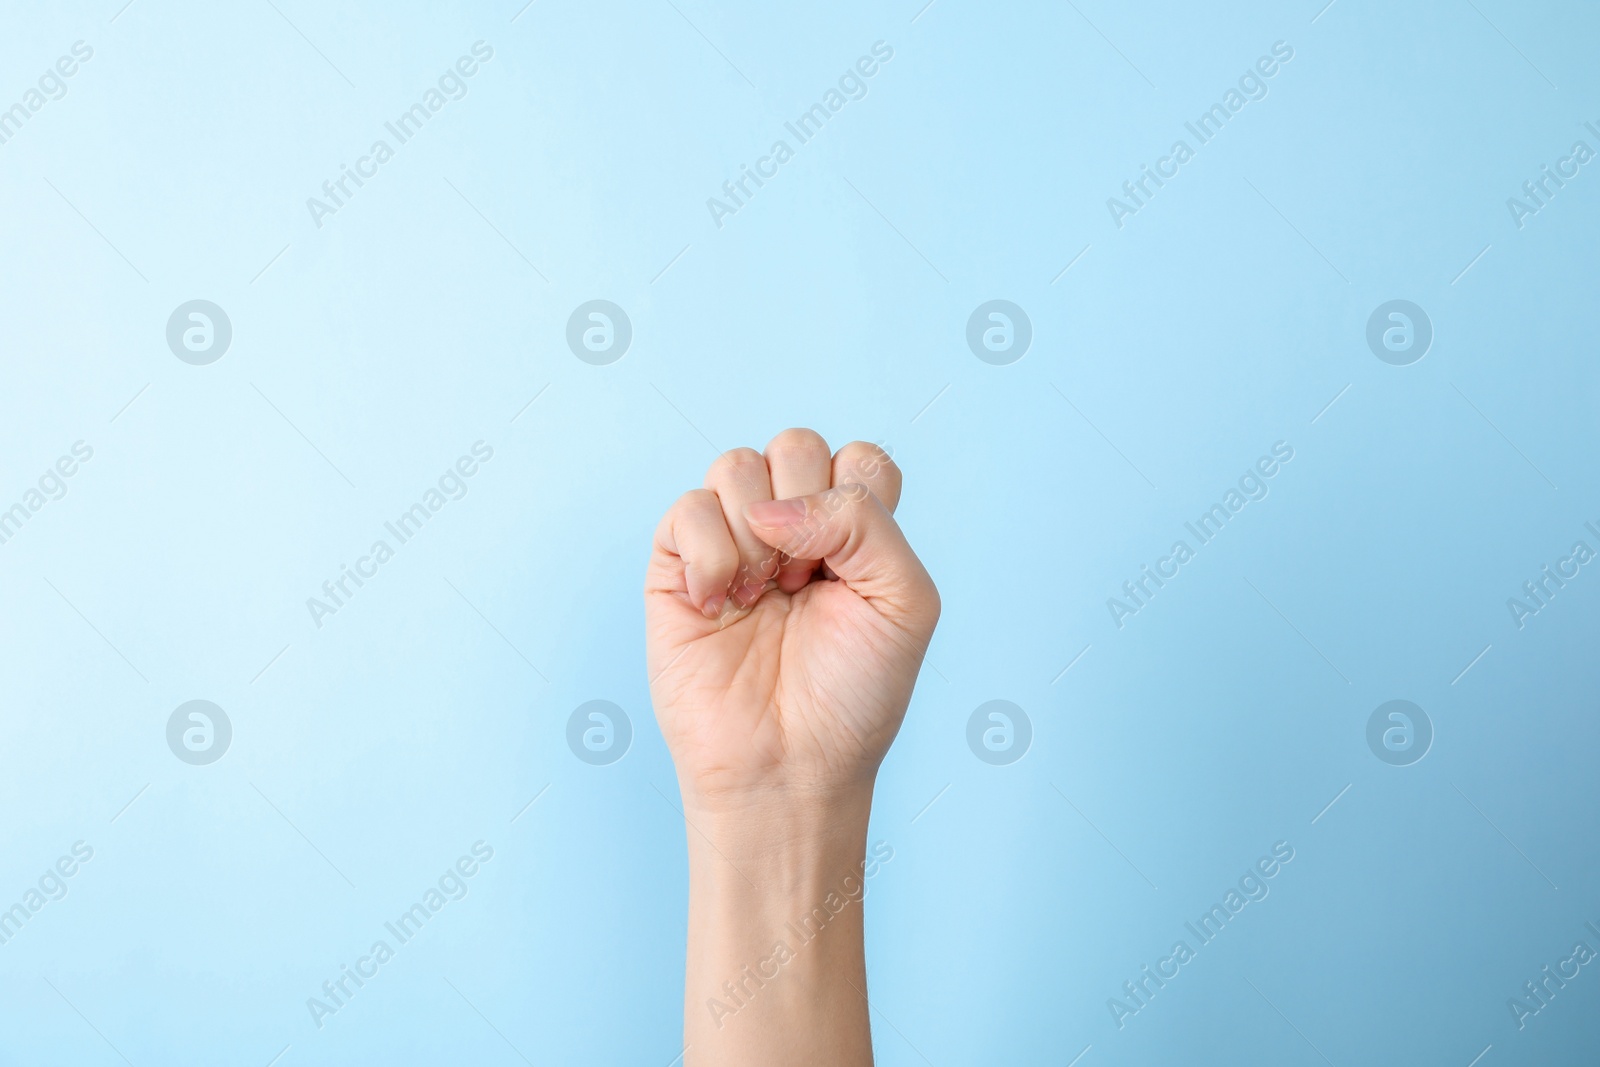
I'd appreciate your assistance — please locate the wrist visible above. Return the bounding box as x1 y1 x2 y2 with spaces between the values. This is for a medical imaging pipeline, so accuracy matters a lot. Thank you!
681 782 874 888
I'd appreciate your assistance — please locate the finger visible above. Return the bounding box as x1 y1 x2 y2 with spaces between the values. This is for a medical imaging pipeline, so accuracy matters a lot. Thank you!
650 488 739 618
703 448 777 607
830 441 901 513
743 486 938 632
764 428 833 592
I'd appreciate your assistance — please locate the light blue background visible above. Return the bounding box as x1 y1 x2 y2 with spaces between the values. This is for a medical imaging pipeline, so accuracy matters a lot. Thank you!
2 1 1597 1064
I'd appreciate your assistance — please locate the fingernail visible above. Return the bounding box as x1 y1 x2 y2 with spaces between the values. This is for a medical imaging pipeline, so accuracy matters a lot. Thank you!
745 498 807 526
702 594 725 619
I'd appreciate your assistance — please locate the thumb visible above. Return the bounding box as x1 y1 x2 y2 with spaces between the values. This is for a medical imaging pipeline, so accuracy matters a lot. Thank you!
743 485 939 630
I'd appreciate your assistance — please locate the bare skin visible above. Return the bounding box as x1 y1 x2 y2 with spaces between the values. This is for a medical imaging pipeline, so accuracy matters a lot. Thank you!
645 429 940 1067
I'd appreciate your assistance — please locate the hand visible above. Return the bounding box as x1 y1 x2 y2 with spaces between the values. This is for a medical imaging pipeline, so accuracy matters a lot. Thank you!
647 429 937 1066
645 428 941 810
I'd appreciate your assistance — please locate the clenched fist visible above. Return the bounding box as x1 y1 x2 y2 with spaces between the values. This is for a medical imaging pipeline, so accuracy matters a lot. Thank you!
647 429 939 1066
645 429 940 810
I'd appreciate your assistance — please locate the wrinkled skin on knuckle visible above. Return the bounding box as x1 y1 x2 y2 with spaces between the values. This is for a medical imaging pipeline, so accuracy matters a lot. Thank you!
767 427 829 463
706 447 764 486
842 441 891 476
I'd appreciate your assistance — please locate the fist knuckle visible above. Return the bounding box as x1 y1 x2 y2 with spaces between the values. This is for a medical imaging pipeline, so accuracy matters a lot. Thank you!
839 440 897 482
708 447 765 485
767 427 829 463
676 487 716 514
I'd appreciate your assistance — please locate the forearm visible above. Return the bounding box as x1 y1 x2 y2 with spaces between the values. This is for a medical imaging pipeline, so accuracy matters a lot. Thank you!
682 787 877 1066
